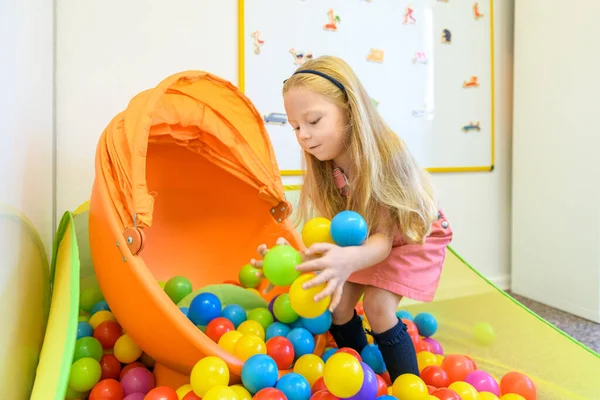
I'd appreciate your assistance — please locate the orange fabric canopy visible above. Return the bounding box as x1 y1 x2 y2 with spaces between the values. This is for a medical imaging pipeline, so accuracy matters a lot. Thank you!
97 71 288 230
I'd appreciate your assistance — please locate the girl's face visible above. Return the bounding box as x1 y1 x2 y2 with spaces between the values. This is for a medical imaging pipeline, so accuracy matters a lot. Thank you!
284 87 349 163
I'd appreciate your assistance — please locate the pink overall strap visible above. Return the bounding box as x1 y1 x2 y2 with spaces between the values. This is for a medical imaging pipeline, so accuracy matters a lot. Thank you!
332 166 350 198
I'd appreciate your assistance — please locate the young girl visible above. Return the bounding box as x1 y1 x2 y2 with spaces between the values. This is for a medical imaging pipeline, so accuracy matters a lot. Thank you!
250 55 453 382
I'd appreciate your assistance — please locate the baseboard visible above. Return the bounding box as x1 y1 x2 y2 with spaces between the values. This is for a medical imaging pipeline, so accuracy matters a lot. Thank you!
489 274 511 291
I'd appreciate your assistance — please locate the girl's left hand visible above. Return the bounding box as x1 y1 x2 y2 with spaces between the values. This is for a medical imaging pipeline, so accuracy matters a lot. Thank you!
294 243 360 312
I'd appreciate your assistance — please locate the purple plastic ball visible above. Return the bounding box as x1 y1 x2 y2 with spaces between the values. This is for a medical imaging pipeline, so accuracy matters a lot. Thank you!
423 337 444 355
120 367 155 397
346 362 378 400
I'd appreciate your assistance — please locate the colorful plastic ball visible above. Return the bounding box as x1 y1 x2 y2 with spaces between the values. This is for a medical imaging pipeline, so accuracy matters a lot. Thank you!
221 304 247 328
88 378 124 400
311 390 339 400
189 356 230 397
391 373 428 400
323 352 364 398
262 244 303 286
248 307 275 330
77 321 94 339
74 336 104 362
69 357 102 393
119 362 146 381
275 372 311 400
237 320 266 341
448 381 478 400
360 344 386 374
498 395 525 400
113 334 143 364
164 276 193 304
441 354 476 383
376 396 397 400
217 330 244 353
188 292 222 326
88 310 117 330
417 351 438 372
464 370 500 396
302 217 334 248
176 384 194 399
180 306 190 317
90 300 111 316
266 336 295 369
229 384 253 400
413 312 437 337
499 371 536 400
420 365 449 388
286 327 315 359
253 387 288 400
206 317 235 343
93 320 123 349
273 293 300 324
202 386 238 400
423 337 444 355
478 394 500 400
289 273 330 319
321 347 337 363
330 210 368 247
430 388 461 400
233 334 267 362
80 285 105 313
120 367 155 397
345 362 378 400
144 386 179 399
375 374 388 397
293 353 325 387
239 263 263 289
241 354 279 394
266 321 292 340
396 310 413 320
300 310 332 335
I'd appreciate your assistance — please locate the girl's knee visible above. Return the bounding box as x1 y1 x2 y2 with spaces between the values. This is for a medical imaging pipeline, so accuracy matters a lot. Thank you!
362 287 402 332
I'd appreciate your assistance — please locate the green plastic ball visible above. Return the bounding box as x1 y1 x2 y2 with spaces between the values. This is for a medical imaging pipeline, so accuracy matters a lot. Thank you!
239 263 262 288
473 322 496 345
247 307 275 330
69 357 102 393
73 336 103 362
164 276 193 304
273 293 299 324
262 245 302 286
80 285 104 313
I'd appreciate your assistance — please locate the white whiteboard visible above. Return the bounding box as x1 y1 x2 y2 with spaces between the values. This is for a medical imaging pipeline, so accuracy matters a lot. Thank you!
240 0 494 173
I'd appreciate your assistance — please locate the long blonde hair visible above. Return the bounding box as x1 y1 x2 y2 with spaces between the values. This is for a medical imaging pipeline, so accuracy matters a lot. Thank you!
283 55 439 244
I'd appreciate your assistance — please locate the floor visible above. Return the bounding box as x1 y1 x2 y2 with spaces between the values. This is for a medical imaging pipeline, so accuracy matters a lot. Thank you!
507 291 600 354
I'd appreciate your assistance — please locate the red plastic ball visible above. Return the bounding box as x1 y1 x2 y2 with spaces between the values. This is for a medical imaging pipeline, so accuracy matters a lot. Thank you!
441 354 477 383
421 365 450 388
253 387 287 400
99 354 121 380
431 388 461 400
311 376 327 394
205 317 235 343
336 347 362 362
182 391 202 400
88 379 124 400
145 386 179 399
93 321 123 349
266 336 295 369
375 374 388 396
310 390 339 400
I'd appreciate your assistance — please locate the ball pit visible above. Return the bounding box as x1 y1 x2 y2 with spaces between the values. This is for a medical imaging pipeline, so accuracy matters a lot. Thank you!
70 213 537 399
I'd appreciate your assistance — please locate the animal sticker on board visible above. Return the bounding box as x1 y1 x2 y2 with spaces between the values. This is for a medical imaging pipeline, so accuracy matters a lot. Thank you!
473 2 484 20
251 31 264 55
412 51 428 64
323 9 341 31
366 49 384 63
412 104 434 119
463 76 480 88
462 121 481 132
403 5 416 24
289 48 313 65
441 29 452 44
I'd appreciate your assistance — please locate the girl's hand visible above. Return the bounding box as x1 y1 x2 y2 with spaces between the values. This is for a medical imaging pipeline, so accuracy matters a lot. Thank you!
294 243 360 312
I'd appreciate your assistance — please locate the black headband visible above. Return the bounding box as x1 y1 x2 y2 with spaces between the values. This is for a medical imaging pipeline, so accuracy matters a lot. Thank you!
284 69 348 99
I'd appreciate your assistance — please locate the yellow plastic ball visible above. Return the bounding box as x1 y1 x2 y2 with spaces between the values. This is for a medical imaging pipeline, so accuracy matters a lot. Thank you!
190 356 230 397
289 273 331 318
229 384 252 400
176 383 193 399
323 353 364 398
479 392 500 400
293 354 325 387
232 334 266 362
391 373 428 400
202 385 238 400
237 320 265 341
88 310 117 329
416 351 437 372
218 330 244 354
113 334 142 364
499 395 526 400
473 322 496 345
448 381 479 400
434 354 445 366
302 217 334 247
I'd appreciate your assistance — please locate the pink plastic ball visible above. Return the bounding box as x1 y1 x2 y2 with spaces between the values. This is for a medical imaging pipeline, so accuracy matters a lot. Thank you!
464 370 500 396
123 393 146 400
120 367 155 396
423 337 444 355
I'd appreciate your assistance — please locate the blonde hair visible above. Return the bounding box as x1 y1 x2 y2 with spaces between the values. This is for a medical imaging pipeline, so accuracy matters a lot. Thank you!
282 55 439 244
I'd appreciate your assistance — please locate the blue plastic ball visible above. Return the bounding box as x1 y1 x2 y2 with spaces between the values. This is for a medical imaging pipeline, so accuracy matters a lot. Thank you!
321 347 337 363
360 344 386 374
275 372 311 400
221 304 247 328
241 354 279 394
396 310 413 321
413 312 437 337
286 327 315 359
188 292 222 326
179 306 189 316
90 300 111 316
330 210 368 247
266 322 292 340
300 310 332 335
76 321 93 339
377 396 397 400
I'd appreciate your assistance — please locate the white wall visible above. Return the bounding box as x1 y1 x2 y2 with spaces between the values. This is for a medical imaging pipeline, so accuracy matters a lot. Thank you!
511 1 600 322
56 0 514 288
0 0 54 398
